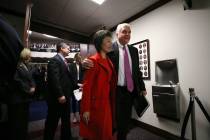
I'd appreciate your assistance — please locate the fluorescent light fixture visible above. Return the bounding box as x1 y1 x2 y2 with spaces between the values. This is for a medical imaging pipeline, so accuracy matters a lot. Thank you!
27 30 32 35
43 34 58 39
90 0 105 5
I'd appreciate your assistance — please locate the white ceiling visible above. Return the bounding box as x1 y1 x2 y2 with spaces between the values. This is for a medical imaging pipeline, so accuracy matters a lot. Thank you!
0 0 161 36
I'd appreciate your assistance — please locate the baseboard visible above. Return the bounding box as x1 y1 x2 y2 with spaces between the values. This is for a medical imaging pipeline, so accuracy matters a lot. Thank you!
131 119 188 140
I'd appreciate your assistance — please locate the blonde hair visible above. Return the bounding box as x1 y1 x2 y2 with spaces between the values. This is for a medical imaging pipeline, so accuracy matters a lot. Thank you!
116 23 131 34
20 48 31 60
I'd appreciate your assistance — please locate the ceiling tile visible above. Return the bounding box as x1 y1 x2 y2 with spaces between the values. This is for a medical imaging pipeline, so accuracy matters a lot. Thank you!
1 0 164 36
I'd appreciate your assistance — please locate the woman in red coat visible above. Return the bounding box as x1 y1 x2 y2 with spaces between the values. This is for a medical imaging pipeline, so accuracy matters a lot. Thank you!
80 30 117 140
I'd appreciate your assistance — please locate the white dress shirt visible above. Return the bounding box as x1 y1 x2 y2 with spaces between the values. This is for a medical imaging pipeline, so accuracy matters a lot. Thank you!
117 41 132 86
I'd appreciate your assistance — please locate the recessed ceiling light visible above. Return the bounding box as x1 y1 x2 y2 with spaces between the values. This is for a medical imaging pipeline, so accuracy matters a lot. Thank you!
90 0 105 5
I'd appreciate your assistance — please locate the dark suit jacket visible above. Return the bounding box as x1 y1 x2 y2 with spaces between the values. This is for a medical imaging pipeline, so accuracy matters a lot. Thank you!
47 54 75 101
108 42 146 94
10 62 36 104
69 62 83 84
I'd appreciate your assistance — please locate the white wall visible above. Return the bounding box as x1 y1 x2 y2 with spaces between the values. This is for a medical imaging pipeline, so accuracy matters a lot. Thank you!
129 0 210 139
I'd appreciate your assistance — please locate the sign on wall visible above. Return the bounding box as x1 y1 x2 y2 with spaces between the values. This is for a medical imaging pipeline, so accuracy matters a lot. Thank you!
132 39 151 80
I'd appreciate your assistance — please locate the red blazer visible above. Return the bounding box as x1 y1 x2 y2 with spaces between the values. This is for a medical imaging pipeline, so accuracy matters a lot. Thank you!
80 53 117 140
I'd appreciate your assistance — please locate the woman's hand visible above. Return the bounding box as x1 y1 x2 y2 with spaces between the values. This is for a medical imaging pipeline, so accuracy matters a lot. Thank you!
83 112 90 125
29 87 35 95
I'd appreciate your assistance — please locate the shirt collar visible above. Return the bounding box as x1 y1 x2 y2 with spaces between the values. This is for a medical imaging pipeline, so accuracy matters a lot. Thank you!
117 40 128 49
58 53 65 61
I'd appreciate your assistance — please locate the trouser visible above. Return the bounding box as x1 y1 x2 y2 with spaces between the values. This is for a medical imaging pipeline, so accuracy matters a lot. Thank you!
116 86 134 140
44 99 72 140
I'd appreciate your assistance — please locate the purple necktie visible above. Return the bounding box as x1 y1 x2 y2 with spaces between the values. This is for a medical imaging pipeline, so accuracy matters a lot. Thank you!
124 47 134 92
64 59 69 71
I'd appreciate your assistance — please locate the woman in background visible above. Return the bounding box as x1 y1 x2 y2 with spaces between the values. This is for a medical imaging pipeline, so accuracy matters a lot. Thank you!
80 30 117 140
8 48 36 140
69 53 83 123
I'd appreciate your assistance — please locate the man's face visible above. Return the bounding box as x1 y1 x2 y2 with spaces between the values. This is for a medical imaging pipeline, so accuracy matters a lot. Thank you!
117 26 131 45
61 44 70 56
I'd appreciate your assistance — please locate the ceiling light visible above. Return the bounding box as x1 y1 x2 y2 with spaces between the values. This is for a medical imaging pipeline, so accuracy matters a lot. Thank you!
90 0 105 5
43 34 58 38
27 30 32 35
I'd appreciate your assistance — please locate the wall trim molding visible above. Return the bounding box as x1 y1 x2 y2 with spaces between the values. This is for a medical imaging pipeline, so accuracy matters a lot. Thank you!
110 0 172 31
131 119 188 140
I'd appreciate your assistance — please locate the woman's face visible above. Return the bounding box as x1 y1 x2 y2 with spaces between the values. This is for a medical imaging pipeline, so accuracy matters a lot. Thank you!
101 36 112 54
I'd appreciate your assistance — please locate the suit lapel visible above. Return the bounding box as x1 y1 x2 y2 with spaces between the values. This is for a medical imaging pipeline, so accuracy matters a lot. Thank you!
74 63 78 77
79 64 82 81
20 62 29 71
55 54 70 73
74 63 82 81
112 42 119 73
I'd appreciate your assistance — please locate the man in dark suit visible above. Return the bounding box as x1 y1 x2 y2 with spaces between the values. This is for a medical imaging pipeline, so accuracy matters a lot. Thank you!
109 23 147 140
44 42 74 140
83 23 147 140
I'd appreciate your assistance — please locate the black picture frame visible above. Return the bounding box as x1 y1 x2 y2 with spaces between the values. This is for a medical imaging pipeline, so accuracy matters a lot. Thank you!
131 39 151 80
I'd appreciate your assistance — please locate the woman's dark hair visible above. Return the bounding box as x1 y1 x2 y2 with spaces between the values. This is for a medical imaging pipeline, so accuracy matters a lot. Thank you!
93 30 112 52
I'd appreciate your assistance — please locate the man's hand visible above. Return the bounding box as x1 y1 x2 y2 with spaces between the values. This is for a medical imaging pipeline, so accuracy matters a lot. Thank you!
29 87 35 95
82 58 94 69
83 112 90 125
58 96 66 104
78 83 83 91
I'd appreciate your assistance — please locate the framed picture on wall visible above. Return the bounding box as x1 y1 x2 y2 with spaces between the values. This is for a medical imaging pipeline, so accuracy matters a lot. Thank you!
131 39 150 80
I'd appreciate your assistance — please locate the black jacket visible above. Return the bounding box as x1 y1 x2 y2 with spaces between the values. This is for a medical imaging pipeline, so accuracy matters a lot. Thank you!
108 42 146 93
47 54 75 101
69 62 83 84
10 62 35 104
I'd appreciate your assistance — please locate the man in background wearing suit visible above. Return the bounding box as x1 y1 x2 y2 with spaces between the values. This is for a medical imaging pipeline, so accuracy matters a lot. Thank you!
83 23 147 140
44 42 74 140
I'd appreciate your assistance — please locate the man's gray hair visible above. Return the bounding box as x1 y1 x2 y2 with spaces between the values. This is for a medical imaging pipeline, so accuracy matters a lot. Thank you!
116 23 131 34
56 42 67 52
